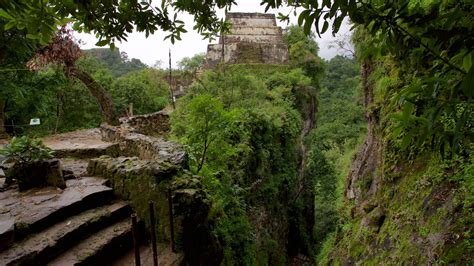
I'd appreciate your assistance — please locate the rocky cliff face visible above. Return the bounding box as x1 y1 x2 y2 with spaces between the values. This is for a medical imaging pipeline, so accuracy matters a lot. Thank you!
345 60 381 204
325 61 473 264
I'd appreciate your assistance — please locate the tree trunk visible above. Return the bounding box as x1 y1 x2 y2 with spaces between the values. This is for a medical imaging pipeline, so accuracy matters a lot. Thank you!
68 67 119 125
0 100 8 139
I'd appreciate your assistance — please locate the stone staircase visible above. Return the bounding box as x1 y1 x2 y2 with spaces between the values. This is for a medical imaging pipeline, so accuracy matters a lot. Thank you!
1 114 187 265
0 129 142 266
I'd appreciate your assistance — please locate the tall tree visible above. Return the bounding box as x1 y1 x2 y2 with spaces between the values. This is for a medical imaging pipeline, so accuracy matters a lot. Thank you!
28 27 119 125
0 19 39 138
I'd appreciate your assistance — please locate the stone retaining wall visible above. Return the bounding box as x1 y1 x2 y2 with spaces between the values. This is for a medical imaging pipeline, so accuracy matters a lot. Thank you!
124 111 170 137
100 111 186 166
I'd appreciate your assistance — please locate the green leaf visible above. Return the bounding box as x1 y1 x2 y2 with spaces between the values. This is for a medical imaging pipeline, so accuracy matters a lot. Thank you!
463 52 472 73
460 66 474 99
303 14 315 35
400 133 412 150
25 34 38 39
321 21 329 34
298 10 311 27
96 39 109 46
329 1 339 17
323 0 330 8
0 9 14 20
333 15 344 34
4 20 16 30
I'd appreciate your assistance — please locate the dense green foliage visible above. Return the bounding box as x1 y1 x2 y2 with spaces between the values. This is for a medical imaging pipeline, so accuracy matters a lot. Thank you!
167 25 326 264
84 48 147 77
0 136 53 164
366 1 471 156
177 53 206 72
1 53 169 136
0 0 235 46
110 68 170 115
170 57 324 262
283 26 324 84
304 56 365 257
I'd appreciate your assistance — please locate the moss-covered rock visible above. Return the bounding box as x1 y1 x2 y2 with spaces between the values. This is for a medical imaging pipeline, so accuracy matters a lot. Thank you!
6 159 66 191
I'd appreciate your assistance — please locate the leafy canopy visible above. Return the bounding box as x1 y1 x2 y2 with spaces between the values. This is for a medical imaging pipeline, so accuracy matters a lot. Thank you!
0 0 238 46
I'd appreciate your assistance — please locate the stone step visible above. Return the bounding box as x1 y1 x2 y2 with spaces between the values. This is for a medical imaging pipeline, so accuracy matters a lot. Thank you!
42 128 119 159
60 158 90 177
0 177 114 243
51 143 119 159
0 202 131 266
222 34 283 44
48 218 142 266
229 25 282 35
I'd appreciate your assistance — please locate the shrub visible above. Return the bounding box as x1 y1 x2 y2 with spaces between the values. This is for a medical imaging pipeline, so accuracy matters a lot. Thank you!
1 136 54 165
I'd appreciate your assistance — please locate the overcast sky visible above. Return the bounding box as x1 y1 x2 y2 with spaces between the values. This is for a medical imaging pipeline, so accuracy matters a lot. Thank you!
76 1 351 67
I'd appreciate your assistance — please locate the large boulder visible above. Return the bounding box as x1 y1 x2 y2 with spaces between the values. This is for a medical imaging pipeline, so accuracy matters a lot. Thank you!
6 159 66 191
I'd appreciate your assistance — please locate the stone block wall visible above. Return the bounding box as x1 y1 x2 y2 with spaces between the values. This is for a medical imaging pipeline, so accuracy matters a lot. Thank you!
226 12 276 27
124 111 170 137
101 117 186 167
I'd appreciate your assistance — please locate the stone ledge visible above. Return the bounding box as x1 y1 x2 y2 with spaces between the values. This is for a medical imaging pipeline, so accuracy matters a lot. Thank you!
226 12 276 19
222 34 283 44
228 26 282 36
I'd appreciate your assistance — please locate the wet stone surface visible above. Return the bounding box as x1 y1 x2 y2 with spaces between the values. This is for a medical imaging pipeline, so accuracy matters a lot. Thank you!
0 219 14 251
42 128 119 158
0 177 111 237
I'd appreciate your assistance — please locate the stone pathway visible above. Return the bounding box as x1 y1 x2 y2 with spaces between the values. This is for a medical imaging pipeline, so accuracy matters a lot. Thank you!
42 128 111 151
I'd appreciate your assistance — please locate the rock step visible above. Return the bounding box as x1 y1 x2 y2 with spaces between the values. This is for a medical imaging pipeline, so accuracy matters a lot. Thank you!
0 177 114 243
18 179 114 239
41 128 119 159
52 143 119 159
0 202 131 266
48 218 142 266
229 25 282 35
222 34 283 44
60 158 90 177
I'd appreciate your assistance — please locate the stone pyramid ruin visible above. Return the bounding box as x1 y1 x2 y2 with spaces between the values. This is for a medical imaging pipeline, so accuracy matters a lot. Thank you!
206 12 289 67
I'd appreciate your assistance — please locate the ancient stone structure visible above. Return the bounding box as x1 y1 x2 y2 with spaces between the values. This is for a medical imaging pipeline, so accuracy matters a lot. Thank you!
206 12 289 67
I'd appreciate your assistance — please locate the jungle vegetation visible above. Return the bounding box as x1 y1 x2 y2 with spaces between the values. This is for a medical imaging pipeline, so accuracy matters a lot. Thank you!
0 0 472 264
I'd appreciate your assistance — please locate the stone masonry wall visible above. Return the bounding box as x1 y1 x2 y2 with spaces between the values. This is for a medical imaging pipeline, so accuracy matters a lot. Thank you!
100 111 186 165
